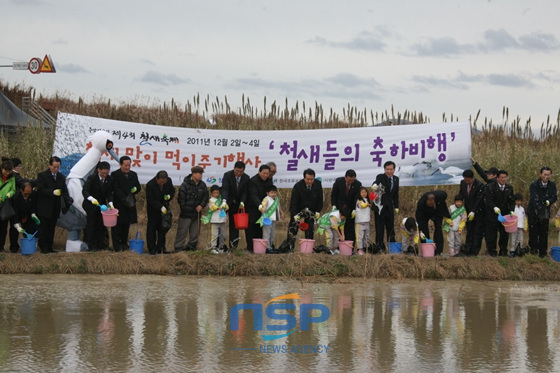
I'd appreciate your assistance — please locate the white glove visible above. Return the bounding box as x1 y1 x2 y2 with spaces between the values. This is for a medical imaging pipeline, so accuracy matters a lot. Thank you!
161 206 167 214
88 196 99 205
468 212 475 221
493 207 501 214
14 223 23 233
53 189 61 196
332 206 337 211
108 202 114 209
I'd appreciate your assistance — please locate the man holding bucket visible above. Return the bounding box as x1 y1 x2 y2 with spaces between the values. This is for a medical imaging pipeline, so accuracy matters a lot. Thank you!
484 170 515 257
528 167 557 258
288 168 323 243
221 161 250 250
82 161 114 252
246 164 272 252
415 191 452 256
111 156 141 252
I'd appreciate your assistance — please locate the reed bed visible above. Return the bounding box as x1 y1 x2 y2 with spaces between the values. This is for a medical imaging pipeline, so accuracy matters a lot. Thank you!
0 251 558 282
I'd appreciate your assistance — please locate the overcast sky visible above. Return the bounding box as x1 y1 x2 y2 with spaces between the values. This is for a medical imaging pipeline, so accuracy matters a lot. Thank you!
2 0 559 126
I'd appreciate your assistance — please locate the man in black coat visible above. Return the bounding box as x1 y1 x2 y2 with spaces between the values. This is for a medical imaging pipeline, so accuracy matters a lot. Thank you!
174 166 209 251
527 167 557 257
288 168 323 241
36 156 71 253
371 161 399 249
10 181 40 253
221 161 250 249
111 156 141 251
145 170 175 255
458 169 485 255
416 191 452 256
245 164 272 252
331 169 362 243
484 170 515 257
82 161 114 251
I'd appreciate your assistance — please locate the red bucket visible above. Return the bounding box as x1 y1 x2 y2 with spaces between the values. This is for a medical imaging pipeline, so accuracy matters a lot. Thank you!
234 207 249 230
101 208 119 227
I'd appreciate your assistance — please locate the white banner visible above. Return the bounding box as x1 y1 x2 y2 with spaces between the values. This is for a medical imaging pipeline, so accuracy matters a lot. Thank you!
54 113 471 187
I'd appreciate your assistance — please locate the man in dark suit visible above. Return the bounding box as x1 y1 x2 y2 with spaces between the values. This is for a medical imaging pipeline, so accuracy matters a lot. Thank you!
82 161 114 251
36 156 70 253
246 164 272 252
146 170 175 254
331 169 361 243
484 170 515 257
289 168 323 241
371 161 399 249
416 191 452 256
458 169 484 255
111 156 141 251
221 161 250 250
11 181 40 253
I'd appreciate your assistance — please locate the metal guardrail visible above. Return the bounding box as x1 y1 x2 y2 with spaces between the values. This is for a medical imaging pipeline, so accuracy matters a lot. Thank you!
21 97 56 127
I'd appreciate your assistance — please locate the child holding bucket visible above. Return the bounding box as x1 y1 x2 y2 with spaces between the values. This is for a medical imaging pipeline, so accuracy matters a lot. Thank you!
509 194 527 257
401 217 423 254
258 185 284 251
443 195 467 256
203 185 228 253
354 187 371 255
317 207 349 255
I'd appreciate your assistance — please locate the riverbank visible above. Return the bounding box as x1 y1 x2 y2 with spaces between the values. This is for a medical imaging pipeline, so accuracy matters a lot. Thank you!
1 251 558 281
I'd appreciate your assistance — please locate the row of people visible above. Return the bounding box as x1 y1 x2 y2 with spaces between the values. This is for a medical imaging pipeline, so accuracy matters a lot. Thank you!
3 154 557 257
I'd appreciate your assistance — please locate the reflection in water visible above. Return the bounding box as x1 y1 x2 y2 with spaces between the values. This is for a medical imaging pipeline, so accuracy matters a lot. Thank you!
0 276 559 372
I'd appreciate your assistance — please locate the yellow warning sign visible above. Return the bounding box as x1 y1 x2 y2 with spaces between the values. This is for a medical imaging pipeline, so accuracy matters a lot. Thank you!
40 55 56 73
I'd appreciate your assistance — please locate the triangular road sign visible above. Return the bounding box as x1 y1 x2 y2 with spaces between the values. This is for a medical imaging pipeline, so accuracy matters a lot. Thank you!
40 54 56 73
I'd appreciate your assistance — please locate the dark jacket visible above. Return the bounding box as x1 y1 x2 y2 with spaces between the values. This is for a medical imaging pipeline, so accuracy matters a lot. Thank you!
528 179 557 219
221 170 250 208
416 191 451 221
146 176 175 219
247 174 272 214
289 179 323 216
331 176 362 210
36 169 70 218
177 174 209 219
111 168 141 224
10 190 38 226
458 178 484 214
81 173 114 214
371 173 399 216
484 181 515 218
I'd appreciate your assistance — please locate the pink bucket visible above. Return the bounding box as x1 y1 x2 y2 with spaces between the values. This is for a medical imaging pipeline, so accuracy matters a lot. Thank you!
338 240 354 256
253 239 268 254
421 243 435 257
101 208 119 227
503 215 518 233
299 238 315 254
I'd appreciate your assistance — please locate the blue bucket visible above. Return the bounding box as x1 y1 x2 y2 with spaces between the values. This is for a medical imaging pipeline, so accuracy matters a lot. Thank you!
129 239 144 254
389 242 402 254
551 246 560 262
21 237 38 255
